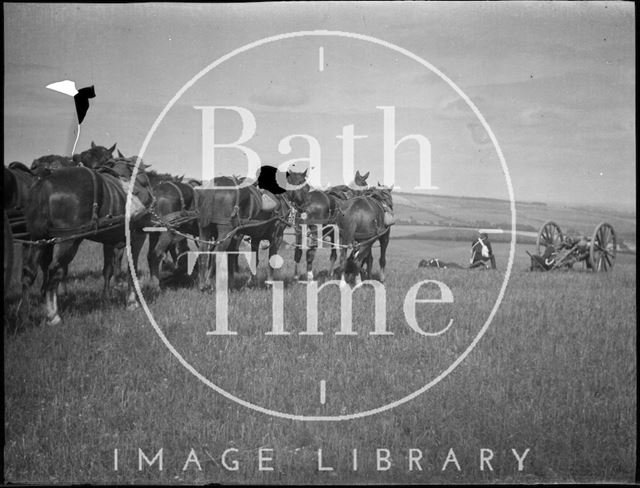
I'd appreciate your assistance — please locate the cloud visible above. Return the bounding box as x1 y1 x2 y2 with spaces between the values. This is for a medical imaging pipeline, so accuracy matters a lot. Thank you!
518 107 567 126
466 122 490 145
436 96 488 120
249 84 309 108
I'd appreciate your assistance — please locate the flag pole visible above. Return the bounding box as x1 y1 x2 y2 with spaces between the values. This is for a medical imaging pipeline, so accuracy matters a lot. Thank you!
72 122 81 156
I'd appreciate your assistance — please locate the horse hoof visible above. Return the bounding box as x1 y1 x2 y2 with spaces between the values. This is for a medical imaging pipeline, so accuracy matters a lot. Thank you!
126 302 139 311
47 314 62 326
306 271 314 281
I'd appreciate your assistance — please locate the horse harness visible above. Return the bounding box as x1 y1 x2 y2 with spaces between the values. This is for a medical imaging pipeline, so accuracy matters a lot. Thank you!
160 180 187 214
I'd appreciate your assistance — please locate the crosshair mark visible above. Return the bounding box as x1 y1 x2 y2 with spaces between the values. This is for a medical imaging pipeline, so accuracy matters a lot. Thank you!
318 46 324 72
320 380 326 404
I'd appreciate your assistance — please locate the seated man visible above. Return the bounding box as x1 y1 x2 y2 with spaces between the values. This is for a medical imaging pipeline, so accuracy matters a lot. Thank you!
575 235 590 259
469 232 497 269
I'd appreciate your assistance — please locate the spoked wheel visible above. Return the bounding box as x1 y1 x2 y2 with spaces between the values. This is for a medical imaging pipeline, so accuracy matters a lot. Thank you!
4 210 14 290
589 222 616 272
536 221 563 255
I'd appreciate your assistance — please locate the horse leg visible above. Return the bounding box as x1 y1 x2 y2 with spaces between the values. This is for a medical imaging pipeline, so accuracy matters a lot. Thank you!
229 234 244 286
147 231 161 289
59 263 69 295
154 232 174 287
174 237 190 275
102 243 115 299
114 245 126 285
125 231 146 310
198 224 214 292
17 243 41 319
267 228 284 282
214 225 238 287
339 246 349 288
248 237 260 287
328 227 338 277
21 243 39 291
44 239 81 325
364 249 374 280
231 235 242 274
294 227 307 280
305 243 317 281
303 224 320 281
378 229 390 283
355 245 372 282
168 237 178 263
338 223 356 286
38 244 53 298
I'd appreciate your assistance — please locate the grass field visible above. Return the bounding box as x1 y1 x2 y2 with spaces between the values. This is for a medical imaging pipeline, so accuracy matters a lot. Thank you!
3 228 636 484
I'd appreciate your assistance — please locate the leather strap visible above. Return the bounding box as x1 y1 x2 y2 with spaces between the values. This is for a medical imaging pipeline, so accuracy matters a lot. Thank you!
82 166 100 225
162 181 186 213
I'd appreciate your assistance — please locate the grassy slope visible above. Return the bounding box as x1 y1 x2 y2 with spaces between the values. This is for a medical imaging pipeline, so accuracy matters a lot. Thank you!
392 192 636 243
3 234 636 483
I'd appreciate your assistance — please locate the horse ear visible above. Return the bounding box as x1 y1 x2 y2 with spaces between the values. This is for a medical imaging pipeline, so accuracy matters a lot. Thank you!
108 143 117 154
355 170 361 177
91 141 96 148
389 184 394 191
363 171 370 179
302 168 308 177
117 149 124 158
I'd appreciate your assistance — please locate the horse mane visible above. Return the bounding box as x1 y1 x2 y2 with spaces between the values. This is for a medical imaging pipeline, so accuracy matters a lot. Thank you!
96 166 123 178
32 154 73 165
8 161 33 174
364 187 393 209
146 169 179 185
186 178 202 187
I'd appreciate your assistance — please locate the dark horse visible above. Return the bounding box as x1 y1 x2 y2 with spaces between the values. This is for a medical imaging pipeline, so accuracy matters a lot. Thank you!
23 157 154 325
18 144 117 296
146 172 200 287
5 162 35 291
195 174 292 289
31 141 117 176
5 162 34 212
288 170 370 281
335 185 393 284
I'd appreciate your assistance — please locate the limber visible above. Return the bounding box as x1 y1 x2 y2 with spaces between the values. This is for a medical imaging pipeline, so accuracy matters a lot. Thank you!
186 251 455 337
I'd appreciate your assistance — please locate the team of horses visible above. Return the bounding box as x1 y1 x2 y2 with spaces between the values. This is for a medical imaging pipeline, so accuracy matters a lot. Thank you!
5 148 395 326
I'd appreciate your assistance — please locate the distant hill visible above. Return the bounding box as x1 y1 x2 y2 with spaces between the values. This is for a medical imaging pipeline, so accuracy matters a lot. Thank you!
391 192 636 245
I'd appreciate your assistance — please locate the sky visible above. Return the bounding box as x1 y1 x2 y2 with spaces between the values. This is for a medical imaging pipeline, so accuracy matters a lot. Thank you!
3 2 635 209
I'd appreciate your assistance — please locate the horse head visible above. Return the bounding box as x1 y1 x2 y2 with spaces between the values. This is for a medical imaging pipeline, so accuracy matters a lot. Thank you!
102 156 153 202
78 142 117 169
354 170 370 188
369 183 394 209
285 168 309 207
31 155 74 175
